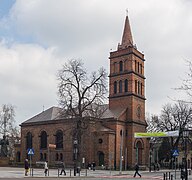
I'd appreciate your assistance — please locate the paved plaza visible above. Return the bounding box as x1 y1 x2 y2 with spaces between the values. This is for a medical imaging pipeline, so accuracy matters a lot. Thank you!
0 167 192 179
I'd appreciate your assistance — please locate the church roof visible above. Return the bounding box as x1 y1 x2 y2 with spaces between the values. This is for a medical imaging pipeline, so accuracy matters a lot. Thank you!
22 106 62 124
101 107 126 119
119 15 133 49
21 104 125 125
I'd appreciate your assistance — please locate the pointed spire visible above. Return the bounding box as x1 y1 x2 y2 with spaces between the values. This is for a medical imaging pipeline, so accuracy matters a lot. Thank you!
120 14 133 49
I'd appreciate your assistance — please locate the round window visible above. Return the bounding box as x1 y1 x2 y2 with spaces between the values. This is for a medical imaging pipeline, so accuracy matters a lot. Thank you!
98 138 103 144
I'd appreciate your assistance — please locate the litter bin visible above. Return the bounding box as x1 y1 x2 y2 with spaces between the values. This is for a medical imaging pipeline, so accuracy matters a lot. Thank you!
77 166 81 173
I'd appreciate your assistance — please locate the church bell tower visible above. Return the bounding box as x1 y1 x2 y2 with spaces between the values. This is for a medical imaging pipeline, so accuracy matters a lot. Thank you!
109 14 148 167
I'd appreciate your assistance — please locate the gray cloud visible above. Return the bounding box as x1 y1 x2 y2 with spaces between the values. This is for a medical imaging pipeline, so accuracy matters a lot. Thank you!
0 0 192 124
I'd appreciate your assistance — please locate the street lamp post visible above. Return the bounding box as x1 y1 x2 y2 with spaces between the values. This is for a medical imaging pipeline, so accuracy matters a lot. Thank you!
149 139 153 172
183 130 189 180
73 138 78 176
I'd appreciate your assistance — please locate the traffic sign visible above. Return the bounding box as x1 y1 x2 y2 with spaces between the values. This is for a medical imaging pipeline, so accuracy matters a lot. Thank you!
172 149 179 156
28 148 34 155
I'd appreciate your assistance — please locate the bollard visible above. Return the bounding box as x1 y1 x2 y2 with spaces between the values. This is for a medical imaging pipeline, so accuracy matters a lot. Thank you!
32 168 33 176
188 169 191 175
86 169 87 176
163 173 166 180
171 174 173 180
70 169 71 176
58 168 59 177
166 172 168 180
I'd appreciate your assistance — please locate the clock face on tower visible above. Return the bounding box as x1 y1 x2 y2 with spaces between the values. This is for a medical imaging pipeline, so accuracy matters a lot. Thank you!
136 105 141 119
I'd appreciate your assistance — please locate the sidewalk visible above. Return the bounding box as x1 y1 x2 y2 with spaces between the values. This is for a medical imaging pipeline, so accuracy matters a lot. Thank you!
0 167 192 179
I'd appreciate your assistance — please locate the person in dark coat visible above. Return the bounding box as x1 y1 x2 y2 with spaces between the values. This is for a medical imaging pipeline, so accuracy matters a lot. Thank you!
60 161 66 175
24 159 29 176
92 162 96 171
133 163 141 178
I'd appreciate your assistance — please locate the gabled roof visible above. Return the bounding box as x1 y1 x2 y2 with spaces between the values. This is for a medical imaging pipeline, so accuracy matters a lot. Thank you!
101 107 126 119
21 104 126 125
22 106 62 124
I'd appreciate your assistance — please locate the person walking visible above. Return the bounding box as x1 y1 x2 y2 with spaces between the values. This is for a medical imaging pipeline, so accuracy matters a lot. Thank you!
24 159 29 176
44 161 48 176
133 163 141 178
60 161 66 175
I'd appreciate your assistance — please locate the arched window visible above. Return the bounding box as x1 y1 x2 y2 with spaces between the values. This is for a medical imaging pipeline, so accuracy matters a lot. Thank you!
137 62 140 72
141 83 143 95
140 64 142 74
40 153 43 161
119 61 123 72
44 153 47 161
55 130 63 149
135 80 137 94
114 81 117 94
26 132 32 149
40 131 47 149
124 79 128 92
136 141 143 165
138 81 140 95
98 151 105 166
56 153 59 161
60 153 63 161
119 80 122 93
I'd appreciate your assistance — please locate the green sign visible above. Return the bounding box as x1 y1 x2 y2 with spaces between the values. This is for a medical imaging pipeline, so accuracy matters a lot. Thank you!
134 130 179 138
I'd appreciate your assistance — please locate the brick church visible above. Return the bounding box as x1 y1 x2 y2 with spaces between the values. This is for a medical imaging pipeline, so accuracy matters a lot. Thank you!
16 15 149 169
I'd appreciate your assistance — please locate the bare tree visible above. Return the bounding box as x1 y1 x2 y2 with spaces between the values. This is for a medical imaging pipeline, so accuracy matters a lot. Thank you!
146 102 192 165
177 60 192 101
147 101 192 151
57 59 107 173
0 104 20 157
0 104 16 136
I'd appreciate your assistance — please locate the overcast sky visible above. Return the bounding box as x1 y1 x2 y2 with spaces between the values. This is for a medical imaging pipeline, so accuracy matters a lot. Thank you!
0 0 192 125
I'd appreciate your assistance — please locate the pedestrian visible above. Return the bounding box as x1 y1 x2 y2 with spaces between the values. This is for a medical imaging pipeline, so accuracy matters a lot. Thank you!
88 162 91 170
92 162 96 171
24 159 29 176
60 161 66 175
133 163 141 178
44 161 48 176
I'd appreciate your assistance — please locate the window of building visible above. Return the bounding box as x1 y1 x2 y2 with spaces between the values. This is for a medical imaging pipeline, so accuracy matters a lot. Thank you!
55 130 63 149
135 80 137 94
56 153 59 161
120 129 123 136
114 81 117 94
137 62 140 73
124 79 128 92
98 138 103 144
40 153 43 161
140 64 142 74
119 61 123 72
119 80 122 93
44 153 47 161
26 132 32 149
40 131 47 149
138 81 140 95
141 83 143 95
60 153 63 161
